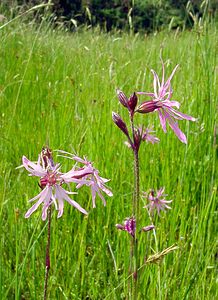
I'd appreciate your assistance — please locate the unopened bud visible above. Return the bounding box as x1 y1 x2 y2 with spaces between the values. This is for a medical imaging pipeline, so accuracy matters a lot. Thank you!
128 92 138 112
112 112 129 137
115 224 125 230
116 89 128 108
136 101 158 114
141 225 155 232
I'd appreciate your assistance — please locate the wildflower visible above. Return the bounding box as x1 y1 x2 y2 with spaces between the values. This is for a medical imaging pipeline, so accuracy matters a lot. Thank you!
143 187 172 215
21 148 88 220
141 127 160 144
57 152 113 208
137 63 196 144
116 217 136 237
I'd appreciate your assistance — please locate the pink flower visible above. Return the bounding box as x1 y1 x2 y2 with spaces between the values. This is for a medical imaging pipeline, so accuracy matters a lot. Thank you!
141 127 160 144
137 62 196 144
143 187 172 215
21 149 88 220
57 151 113 208
116 217 136 237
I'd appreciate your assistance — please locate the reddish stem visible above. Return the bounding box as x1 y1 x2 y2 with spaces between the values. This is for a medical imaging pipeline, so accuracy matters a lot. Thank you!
43 206 52 300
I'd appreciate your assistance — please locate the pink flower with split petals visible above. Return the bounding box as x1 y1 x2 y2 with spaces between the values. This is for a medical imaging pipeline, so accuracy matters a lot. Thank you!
143 187 172 216
141 127 160 144
21 148 88 220
57 151 113 208
137 62 196 144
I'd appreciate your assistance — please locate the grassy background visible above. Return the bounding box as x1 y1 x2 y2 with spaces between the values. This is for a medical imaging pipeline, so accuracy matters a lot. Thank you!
0 17 217 299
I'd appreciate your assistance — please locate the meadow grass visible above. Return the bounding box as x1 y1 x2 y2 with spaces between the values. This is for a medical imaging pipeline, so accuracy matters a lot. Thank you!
0 18 217 299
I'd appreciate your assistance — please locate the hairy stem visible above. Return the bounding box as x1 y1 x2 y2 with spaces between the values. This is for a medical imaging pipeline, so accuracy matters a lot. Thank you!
43 207 52 300
130 115 140 300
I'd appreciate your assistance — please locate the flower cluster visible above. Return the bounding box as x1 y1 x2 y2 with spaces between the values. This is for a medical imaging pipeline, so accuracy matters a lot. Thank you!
21 147 112 220
113 61 196 144
57 151 113 208
113 61 187 237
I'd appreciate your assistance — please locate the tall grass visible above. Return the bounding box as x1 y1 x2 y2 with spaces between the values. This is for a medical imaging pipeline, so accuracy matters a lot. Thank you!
0 17 217 299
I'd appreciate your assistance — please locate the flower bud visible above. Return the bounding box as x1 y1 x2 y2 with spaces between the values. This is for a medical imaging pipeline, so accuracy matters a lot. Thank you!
115 224 125 230
116 89 128 108
136 101 158 114
112 112 129 137
141 225 155 232
128 92 138 112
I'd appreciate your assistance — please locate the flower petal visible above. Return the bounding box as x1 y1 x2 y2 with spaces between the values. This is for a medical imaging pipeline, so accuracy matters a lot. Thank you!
25 186 51 218
169 107 196 121
167 114 187 144
55 185 88 215
163 64 179 91
22 156 46 177
57 197 64 218
158 109 167 132
151 69 161 98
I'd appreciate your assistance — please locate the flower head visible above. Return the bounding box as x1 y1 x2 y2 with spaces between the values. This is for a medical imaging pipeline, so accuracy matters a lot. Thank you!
137 62 196 144
21 147 88 220
143 187 172 215
57 151 113 208
116 216 136 237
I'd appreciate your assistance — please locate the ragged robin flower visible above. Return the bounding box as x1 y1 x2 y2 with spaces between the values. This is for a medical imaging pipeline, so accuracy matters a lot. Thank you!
137 62 196 144
143 187 172 216
21 147 88 220
57 151 113 208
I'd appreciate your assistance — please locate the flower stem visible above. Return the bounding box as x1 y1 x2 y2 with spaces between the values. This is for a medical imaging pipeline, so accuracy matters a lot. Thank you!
133 148 139 300
130 115 140 300
43 206 52 300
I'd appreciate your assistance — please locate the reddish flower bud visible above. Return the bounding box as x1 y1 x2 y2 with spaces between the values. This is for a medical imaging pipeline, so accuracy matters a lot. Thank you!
141 225 155 232
112 112 130 137
128 92 138 112
115 224 125 230
116 89 128 108
136 101 158 114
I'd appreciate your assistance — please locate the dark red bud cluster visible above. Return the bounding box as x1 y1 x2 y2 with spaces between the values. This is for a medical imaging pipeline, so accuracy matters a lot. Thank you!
117 89 138 116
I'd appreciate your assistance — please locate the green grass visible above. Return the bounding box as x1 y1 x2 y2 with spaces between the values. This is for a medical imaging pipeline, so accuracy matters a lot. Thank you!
0 18 217 299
